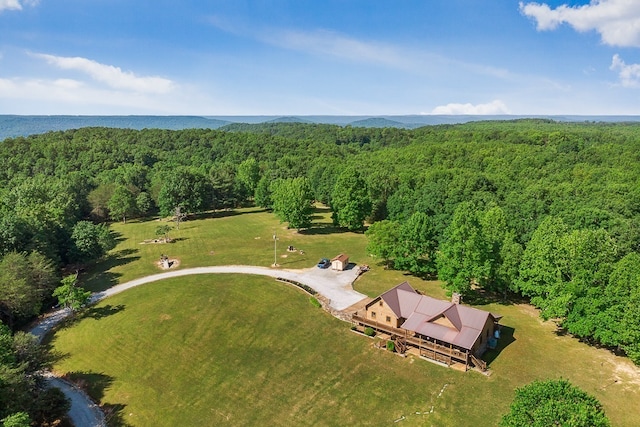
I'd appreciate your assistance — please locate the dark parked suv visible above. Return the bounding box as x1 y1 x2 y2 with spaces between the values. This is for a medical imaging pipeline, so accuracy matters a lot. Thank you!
317 258 330 268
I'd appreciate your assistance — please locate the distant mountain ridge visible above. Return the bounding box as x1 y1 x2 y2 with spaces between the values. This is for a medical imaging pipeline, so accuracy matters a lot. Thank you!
0 115 230 140
2 114 640 140
348 117 413 128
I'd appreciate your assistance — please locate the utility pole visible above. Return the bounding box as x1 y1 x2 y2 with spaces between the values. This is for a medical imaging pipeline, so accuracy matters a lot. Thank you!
273 230 278 267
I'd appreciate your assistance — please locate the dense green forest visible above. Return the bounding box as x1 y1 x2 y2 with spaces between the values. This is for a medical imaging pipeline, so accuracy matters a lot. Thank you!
1 120 640 421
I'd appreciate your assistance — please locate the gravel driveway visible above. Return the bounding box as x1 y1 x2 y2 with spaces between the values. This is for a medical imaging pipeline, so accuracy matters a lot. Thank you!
93 264 366 311
30 264 367 427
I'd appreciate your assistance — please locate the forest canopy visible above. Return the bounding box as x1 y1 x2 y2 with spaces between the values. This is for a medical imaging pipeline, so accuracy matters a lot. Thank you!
1 119 640 367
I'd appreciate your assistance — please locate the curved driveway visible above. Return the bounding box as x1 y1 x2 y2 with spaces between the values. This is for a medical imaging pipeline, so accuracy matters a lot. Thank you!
30 264 367 427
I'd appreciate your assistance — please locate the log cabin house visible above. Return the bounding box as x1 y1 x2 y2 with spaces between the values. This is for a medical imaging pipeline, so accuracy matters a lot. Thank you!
352 282 502 371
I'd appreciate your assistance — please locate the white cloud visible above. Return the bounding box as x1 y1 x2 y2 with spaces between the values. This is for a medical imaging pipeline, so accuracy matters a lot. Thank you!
0 0 37 12
208 17 417 69
33 53 175 94
0 0 21 11
0 76 213 114
520 0 640 47
428 100 511 115
261 29 410 68
610 54 640 87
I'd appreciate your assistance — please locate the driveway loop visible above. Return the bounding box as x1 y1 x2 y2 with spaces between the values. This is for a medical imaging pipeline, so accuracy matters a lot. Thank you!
30 265 368 427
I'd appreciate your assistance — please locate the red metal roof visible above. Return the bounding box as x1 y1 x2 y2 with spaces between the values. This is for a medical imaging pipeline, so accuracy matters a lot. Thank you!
331 253 349 263
379 283 499 351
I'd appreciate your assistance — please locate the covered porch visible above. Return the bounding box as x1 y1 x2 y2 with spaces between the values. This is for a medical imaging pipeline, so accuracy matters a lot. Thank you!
352 314 487 371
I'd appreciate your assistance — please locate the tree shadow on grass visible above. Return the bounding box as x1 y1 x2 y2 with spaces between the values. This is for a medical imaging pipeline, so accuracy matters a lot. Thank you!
196 208 267 221
51 304 126 336
298 224 349 235
127 216 160 224
63 371 132 427
83 304 125 320
81 249 141 292
111 230 125 244
464 288 528 308
40 343 70 369
482 325 516 367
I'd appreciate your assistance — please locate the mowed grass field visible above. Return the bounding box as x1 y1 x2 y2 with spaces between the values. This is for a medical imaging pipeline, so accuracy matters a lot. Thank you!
50 207 640 426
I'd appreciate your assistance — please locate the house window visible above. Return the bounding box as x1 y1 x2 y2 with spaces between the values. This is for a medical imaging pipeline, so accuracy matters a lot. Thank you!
386 316 391 323
379 301 383 306
371 311 376 319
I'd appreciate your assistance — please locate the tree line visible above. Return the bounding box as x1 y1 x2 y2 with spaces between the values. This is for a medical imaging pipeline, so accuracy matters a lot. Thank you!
0 119 639 372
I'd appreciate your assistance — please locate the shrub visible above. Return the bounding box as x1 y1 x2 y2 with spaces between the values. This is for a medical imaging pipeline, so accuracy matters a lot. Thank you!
309 297 322 308
386 340 395 352
364 327 375 337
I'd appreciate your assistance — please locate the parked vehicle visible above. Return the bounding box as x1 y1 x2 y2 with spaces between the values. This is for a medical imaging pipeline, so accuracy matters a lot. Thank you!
317 258 330 268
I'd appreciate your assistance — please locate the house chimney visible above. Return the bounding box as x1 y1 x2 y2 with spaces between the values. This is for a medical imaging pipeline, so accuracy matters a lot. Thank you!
451 292 462 304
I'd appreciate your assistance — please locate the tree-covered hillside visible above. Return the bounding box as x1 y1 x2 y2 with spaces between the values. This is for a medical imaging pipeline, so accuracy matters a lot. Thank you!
1 120 640 366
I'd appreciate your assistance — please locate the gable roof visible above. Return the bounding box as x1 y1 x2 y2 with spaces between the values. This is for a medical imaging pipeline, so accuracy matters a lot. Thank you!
373 282 500 350
331 253 349 263
370 281 419 318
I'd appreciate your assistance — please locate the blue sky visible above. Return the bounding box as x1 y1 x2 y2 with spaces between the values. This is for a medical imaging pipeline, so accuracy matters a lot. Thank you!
1 0 639 115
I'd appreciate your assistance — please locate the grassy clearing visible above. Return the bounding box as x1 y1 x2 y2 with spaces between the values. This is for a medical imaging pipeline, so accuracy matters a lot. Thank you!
84 206 376 292
51 275 640 427
55 207 640 426
83 205 418 297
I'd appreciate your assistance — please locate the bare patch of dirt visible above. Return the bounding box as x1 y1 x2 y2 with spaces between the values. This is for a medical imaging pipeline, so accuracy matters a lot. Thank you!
611 359 640 390
141 238 172 244
159 314 172 322
516 303 540 319
156 258 180 270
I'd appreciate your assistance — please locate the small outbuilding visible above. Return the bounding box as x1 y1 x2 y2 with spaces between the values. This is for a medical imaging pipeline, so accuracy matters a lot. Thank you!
331 253 349 271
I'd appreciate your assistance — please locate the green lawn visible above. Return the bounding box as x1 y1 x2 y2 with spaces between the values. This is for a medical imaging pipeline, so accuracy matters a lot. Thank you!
83 206 375 292
52 208 640 426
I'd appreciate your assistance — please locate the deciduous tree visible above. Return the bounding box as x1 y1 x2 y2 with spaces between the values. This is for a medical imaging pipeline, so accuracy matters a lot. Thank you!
271 177 314 230
69 221 115 263
331 168 371 231
87 183 115 222
155 224 172 241
365 220 400 268
500 379 610 427
437 202 490 296
210 164 238 209
591 253 640 364
236 157 261 196
1 412 31 427
158 168 213 217
135 191 153 217
52 275 91 313
516 216 568 319
0 252 57 328
254 175 272 209
395 212 438 276
107 185 137 223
